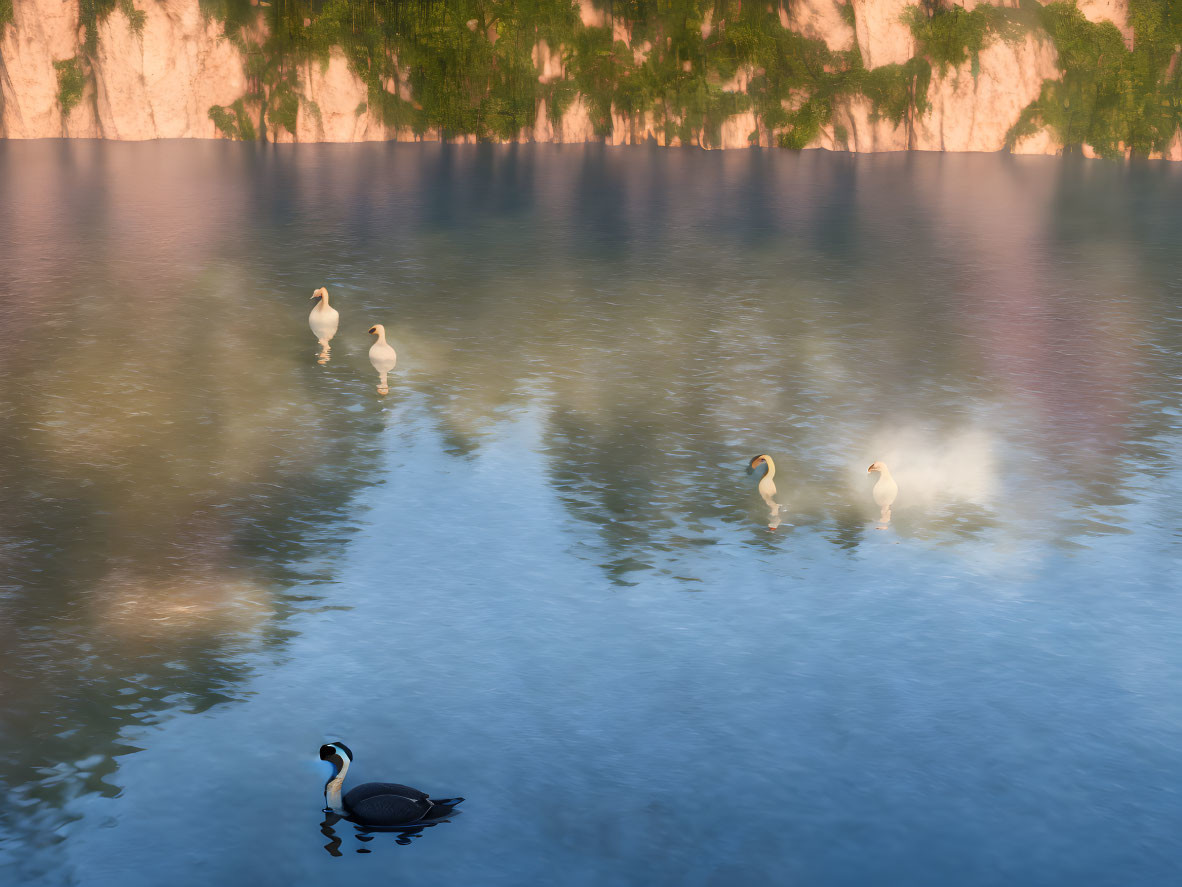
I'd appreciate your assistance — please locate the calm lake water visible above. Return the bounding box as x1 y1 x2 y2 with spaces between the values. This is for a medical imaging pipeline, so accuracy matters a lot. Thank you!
0 141 1179 886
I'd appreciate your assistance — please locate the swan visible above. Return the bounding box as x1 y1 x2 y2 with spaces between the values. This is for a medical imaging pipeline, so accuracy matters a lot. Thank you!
319 742 464 827
747 454 783 530
867 461 898 526
368 324 398 394
308 287 339 364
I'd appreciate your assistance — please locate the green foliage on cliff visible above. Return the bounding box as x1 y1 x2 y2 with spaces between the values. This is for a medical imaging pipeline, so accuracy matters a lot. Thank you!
859 56 931 123
905 2 1042 78
14 0 1182 154
906 4 995 75
77 0 146 53
44 0 147 118
265 68 300 136
184 0 1182 153
1008 0 1182 158
118 0 146 35
193 0 933 147
54 57 87 116
236 99 258 140
208 104 238 138
79 0 115 54
209 98 256 140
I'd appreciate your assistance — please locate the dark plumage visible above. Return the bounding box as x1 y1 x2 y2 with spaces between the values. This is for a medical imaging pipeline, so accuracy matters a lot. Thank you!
319 742 464 827
747 454 769 475
345 784 462 826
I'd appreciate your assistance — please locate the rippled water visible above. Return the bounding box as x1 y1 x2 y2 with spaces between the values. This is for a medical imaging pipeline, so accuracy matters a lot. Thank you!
0 141 1179 886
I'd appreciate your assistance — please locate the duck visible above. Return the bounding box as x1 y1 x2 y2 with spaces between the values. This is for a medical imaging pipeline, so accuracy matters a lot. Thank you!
319 742 464 827
867 461 898 526
747 454 783 530
368 324 398 394
308 287 339 363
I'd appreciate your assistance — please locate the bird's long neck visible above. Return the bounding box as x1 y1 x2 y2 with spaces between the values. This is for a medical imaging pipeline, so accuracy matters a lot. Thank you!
877 466 894 483
325 757 349 811
318 293 331 310
758 458 779 508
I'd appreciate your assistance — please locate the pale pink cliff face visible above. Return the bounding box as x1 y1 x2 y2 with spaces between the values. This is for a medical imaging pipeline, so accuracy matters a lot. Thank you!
90 1 246 140
0 0 1159 159
783 0 855 53
852 0 914 68
609 106 660 146
555 95 597 144
1011 127 1062 157
718 110 759 150
272 49 388 143
531 40 565 84
913 33 1060 153
1 0 91 137
1 0 243 139
1165 130 1182 161
808 93 910 153
533 98 555 143
577 0 606 29
1076 0 1133 46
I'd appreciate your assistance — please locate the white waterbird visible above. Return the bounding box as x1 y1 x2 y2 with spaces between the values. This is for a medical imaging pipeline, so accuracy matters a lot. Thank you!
747 454 783 530
868 461 898 527
308 287 339 364
368 324 398 394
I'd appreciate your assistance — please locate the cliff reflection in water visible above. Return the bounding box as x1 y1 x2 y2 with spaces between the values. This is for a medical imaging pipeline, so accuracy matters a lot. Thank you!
0 141 1179 883
0 144 387 861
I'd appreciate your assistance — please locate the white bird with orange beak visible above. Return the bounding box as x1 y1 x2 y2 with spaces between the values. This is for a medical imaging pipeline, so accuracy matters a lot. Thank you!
368 323 397 394
308 287 339 363
747 454 783 530
867 461 898 526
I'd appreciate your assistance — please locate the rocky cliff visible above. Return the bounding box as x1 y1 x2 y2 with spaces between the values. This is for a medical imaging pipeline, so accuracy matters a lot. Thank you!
1 0 1179 159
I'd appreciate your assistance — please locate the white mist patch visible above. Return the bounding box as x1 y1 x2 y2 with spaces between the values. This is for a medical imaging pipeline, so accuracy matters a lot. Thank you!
848 425 1000 509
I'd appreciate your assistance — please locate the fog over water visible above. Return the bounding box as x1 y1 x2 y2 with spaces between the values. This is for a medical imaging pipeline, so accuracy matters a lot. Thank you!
0 141 1179 886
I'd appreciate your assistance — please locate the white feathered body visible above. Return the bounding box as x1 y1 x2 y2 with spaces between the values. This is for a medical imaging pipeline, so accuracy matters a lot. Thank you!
756 456 781 527
369 339 397 374
872 469 898 508
309 300 339 344
758 472 777 506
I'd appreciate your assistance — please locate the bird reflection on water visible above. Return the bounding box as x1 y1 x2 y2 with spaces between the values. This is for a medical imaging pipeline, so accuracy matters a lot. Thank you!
319 811 456 856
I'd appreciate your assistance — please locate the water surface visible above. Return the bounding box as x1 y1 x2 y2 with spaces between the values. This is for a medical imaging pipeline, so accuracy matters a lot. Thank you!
0 141 1179 886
